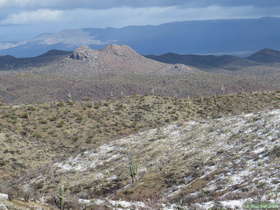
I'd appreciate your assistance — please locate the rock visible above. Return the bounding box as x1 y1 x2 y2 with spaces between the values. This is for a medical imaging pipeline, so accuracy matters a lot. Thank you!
0 203 8 210
79 199 91 205
0 194 8 201
70 46 96 61
70 44 138 61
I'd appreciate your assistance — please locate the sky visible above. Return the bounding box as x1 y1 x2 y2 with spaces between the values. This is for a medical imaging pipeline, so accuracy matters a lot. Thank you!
0 0 280 41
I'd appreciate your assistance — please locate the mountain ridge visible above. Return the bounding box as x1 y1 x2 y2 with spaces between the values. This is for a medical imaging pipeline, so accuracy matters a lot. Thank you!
2 17 280 57
146 48 280 70
2 47 280 71
247 48 280 63
1 45 280 104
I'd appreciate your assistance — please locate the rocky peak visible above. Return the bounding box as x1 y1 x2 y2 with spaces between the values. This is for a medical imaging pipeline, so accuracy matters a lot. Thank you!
70 45 139 61
101 44 138 57
70 46 97 60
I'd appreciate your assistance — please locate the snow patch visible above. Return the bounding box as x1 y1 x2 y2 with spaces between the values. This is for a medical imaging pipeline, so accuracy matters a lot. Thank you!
0 194 8 201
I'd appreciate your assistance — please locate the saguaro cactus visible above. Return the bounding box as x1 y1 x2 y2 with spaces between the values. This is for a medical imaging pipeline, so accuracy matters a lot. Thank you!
129 161 138 183
128 154 138 184
57 185 65 210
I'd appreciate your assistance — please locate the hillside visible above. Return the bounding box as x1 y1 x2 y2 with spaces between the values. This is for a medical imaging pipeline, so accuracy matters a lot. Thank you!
0 50 71 71
0 91 279 209
3 17 280 57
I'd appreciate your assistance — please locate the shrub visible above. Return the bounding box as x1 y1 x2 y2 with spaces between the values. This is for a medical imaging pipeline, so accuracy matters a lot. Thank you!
18 112 29 119
57 120 65 128
269 146 280 159
21 184 35 202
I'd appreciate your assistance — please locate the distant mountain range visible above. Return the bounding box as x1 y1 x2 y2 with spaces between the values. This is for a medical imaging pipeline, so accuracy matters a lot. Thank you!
2 47 280 72
146 48 280 70
2 17 280 57
1 44 280 104
247 48 280 63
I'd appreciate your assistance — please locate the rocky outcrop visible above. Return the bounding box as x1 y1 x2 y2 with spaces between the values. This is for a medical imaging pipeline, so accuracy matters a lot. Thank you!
70 44 140 61
69 46 98 61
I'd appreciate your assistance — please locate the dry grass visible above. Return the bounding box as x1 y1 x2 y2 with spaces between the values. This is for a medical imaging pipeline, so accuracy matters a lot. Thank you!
0 90 279 209
0 91 279 176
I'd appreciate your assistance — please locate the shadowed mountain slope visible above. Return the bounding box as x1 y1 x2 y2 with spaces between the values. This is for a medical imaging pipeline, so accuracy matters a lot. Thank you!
0 49 71 70
146 53 258 70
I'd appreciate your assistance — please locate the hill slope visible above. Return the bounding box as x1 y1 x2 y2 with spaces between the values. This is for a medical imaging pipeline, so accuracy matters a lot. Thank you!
0 91 279 209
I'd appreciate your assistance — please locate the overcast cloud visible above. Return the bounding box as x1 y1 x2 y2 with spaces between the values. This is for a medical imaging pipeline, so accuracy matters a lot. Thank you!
0 0 279 41
0 0 280 9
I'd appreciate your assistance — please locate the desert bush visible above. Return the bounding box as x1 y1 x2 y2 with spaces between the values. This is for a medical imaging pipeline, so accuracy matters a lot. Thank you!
48 115 57 121
26 105 36 111
75 115 83 123
57 102 65 107
18 112 29 119
39 119 48 124
269 146 280 158
21 184 35 202
48 186 82 210
57 120 65 128
63 196 81 210
32 131 42 138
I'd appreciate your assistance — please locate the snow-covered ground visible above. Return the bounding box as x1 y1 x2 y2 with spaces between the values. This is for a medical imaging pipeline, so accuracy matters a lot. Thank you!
30 109 280 209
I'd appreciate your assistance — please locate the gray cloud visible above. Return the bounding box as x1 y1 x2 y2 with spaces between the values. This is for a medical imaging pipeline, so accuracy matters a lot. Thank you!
2 5 279 27
0 9 63 24
1 0 280 9
202 0 280 7
0 0 185 9
0 0 280 42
